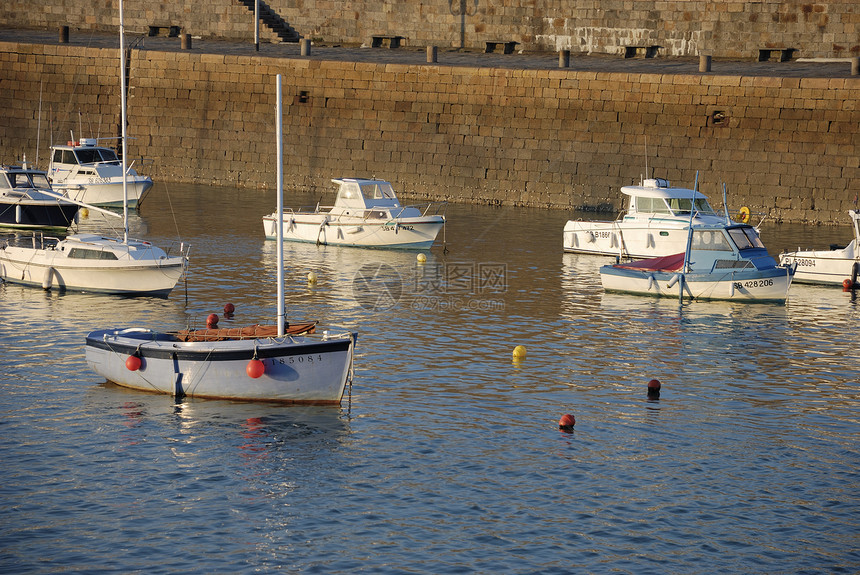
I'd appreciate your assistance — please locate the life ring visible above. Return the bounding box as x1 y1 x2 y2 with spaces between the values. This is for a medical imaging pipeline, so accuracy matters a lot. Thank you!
738 206 750 224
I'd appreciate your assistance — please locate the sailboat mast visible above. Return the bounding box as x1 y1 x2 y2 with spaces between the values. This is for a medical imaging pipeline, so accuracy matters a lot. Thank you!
276 75 285 336
119 0 129 244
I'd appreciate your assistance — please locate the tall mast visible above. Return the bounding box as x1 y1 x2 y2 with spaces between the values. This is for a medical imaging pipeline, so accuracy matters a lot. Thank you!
119 0 129 243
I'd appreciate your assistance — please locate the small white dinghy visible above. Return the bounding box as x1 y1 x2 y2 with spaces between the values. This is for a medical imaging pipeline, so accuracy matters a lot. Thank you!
262 178 446 249
85 73 357 404
779 210 860 287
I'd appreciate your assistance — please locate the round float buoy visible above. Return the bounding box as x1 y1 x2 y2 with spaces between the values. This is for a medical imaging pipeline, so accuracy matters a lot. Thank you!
512 345 527 360
207 313 219 328
647 378 661 398
307 271 317 283
246 358 265 378
558 413 575 431
738 206 750 224
80 207 89 219
224 303 235 315
417 253 427 264
125 355 142 371
842 278 853 291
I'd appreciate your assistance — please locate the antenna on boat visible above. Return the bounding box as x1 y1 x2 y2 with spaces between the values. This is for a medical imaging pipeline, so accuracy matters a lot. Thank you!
119 0 129 244
722 183 730 225
276 74 285 337
644 135 649 180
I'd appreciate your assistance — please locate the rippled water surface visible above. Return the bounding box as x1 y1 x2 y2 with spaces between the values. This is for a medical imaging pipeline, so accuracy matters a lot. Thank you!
2 183 859 574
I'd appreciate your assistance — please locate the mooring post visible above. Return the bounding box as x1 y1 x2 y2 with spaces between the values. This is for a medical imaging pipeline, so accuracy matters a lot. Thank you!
59 26 69 43
427 45 438 63
300 38 311 56
699 54 712 72
559 49 570 68
181 33 192 50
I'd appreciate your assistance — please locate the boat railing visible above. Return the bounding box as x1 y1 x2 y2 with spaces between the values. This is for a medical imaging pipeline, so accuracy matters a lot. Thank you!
283 205 335 215
390 201 448 220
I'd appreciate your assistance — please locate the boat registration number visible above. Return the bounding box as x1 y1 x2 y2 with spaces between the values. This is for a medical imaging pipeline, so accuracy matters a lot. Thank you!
270 354 323 365
733 279 774 289
593 231 612 239
382 224 414 231
87 177 113 184
792 258 816 267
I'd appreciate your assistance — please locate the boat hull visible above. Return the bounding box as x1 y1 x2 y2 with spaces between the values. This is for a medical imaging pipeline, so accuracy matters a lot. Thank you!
564 220 709 258
0 244 185 296
56 177 153 208
85 328 357 404
779 244 859 286
263 213 444 249
600 265 793 302
0 201 78 230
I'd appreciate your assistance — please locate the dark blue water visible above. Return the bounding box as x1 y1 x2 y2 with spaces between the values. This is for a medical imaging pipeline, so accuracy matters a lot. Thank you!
2 184 858 573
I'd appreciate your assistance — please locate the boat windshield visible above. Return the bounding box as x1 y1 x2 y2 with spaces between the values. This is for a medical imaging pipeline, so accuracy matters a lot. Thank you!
360 182 396 200
690 229 734 251
5 172 51 189
634 196 670 214
667 197 716 216
727 226 765 250
75 148 119 164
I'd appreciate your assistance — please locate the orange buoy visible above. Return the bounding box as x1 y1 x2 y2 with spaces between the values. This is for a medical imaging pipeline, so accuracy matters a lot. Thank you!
558 413 575 431
125 355 142 371
647 378 661 398
246 358 265 378
207 313 219 328
843 278 853 291
224 303 235 315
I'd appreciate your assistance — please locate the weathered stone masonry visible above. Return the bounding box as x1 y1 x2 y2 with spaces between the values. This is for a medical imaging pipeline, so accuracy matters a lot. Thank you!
0 41 858 224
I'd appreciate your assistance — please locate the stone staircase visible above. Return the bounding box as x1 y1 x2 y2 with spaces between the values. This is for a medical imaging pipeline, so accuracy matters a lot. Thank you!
235 0 300 43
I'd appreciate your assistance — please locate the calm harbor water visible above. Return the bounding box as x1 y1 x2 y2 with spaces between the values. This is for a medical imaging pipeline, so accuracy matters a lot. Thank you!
1 183 859 574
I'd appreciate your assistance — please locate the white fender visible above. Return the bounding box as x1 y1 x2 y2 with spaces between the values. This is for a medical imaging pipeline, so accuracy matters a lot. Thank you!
647 274 656 291
729 281 735 297
667 274 680 288
16 205 22 224
42 266 54 290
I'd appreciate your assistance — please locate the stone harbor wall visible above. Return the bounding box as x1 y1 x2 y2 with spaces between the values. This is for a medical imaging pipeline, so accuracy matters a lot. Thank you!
0 40 858 224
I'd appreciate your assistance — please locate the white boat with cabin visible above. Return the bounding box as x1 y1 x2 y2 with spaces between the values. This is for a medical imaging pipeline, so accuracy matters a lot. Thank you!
779 210 860 287
85 73 357 404
600 223 794 302
563 178 752 259
262 178 446 249
48 137 153 208
0 163 79 230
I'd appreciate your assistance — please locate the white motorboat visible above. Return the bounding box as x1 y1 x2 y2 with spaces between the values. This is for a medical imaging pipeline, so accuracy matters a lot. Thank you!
48 138 153 208
0 163 78 230
600 223 794 302
0 3 187 296
262 178 446 249
779 210 860 287
85 73 357 404
0 232 186 295
563 178 753 259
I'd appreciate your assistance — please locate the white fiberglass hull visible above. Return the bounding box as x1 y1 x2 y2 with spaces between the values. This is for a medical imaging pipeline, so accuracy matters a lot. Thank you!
779 242 859 286
85 328 356 404
263 212 444 249
0 243 185 296
564 220 702 258
55 176 153 208
600 266 793 302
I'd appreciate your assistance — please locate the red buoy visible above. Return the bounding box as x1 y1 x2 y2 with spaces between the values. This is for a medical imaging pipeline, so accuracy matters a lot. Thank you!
246 358 265 378
843 278 853 291
125 355 142 371
224 303 235 315
558 413 575 431
647 378 661 398
206 313 219 328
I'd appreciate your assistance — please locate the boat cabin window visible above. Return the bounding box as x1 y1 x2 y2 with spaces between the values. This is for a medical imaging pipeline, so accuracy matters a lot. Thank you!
68 248 119 260
727 226 765 251
5 172 51 189
667 197 716 216
359 182 396 200
691 230 734 251
0 174 10 189
634 197 670 213
75 149 103 164
53 150 77 164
